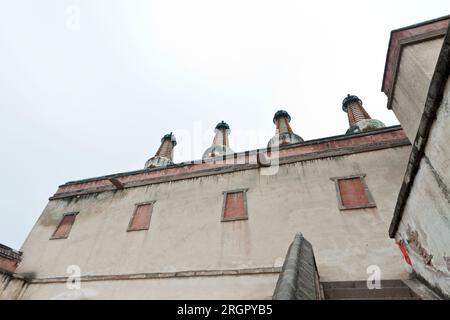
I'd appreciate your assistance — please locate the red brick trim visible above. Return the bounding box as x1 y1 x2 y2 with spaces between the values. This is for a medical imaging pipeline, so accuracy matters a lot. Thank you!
50 127 409 200
0 256 19 273
0 244 22 273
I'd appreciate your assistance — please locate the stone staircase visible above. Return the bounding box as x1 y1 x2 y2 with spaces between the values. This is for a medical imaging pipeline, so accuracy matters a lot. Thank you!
272 234 442 300
321 280 421 300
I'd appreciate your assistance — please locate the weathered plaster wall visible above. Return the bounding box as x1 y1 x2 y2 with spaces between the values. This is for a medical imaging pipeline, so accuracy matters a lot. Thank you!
395 78 450 297
391 38 444 142
425 78 450 193
20 274 278 300
0 273 28 300
11 144 411 299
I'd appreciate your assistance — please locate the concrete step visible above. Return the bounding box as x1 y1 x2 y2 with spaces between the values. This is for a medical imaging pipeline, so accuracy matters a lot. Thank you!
338 297 421 300
322 280 406 289
402 278 443 300
321 280 423 300
323 286 417 300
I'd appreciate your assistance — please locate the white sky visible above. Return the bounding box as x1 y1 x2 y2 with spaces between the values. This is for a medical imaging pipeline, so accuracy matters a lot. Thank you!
1 1 449 249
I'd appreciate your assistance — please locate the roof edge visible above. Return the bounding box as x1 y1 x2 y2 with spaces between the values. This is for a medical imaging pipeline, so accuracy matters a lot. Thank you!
390 14 450 34
61 125 402 187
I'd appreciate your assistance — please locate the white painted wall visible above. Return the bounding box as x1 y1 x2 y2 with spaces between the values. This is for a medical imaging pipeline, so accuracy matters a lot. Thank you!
391 38 444 142
9 145 411 299
395 77 450 297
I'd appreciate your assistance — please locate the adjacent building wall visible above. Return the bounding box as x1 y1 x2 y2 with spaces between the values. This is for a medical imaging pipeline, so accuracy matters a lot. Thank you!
394 74 450 298
383 17 450 298
390 38 444 142
382 15 450 142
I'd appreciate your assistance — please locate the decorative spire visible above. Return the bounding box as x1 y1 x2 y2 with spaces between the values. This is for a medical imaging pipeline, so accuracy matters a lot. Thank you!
268 110 303 148
144 133 177 168
202 121 234 159
342 94 385 134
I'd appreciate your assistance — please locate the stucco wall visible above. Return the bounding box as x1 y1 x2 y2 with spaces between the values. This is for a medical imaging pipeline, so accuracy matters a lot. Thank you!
395 78 450 297
391 38 444 142
0 273 28 300
12 145 411 299
20 273 278 300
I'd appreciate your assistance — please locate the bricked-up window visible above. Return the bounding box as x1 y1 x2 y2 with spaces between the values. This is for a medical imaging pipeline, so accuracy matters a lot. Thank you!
127 202 154 232
221 189 249 222
331 175 376 210
50 213 78 240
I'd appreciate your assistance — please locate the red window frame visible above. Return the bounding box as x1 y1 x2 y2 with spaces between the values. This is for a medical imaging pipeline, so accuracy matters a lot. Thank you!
221 189 249 222
331 175 376 210
50 212 78 240
127 202 155 232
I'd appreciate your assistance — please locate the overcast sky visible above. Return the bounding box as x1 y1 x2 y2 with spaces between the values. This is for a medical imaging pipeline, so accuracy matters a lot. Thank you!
1 1 449 249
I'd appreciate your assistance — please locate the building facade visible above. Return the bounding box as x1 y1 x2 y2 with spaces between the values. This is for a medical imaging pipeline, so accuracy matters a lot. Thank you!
1 15 449 300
